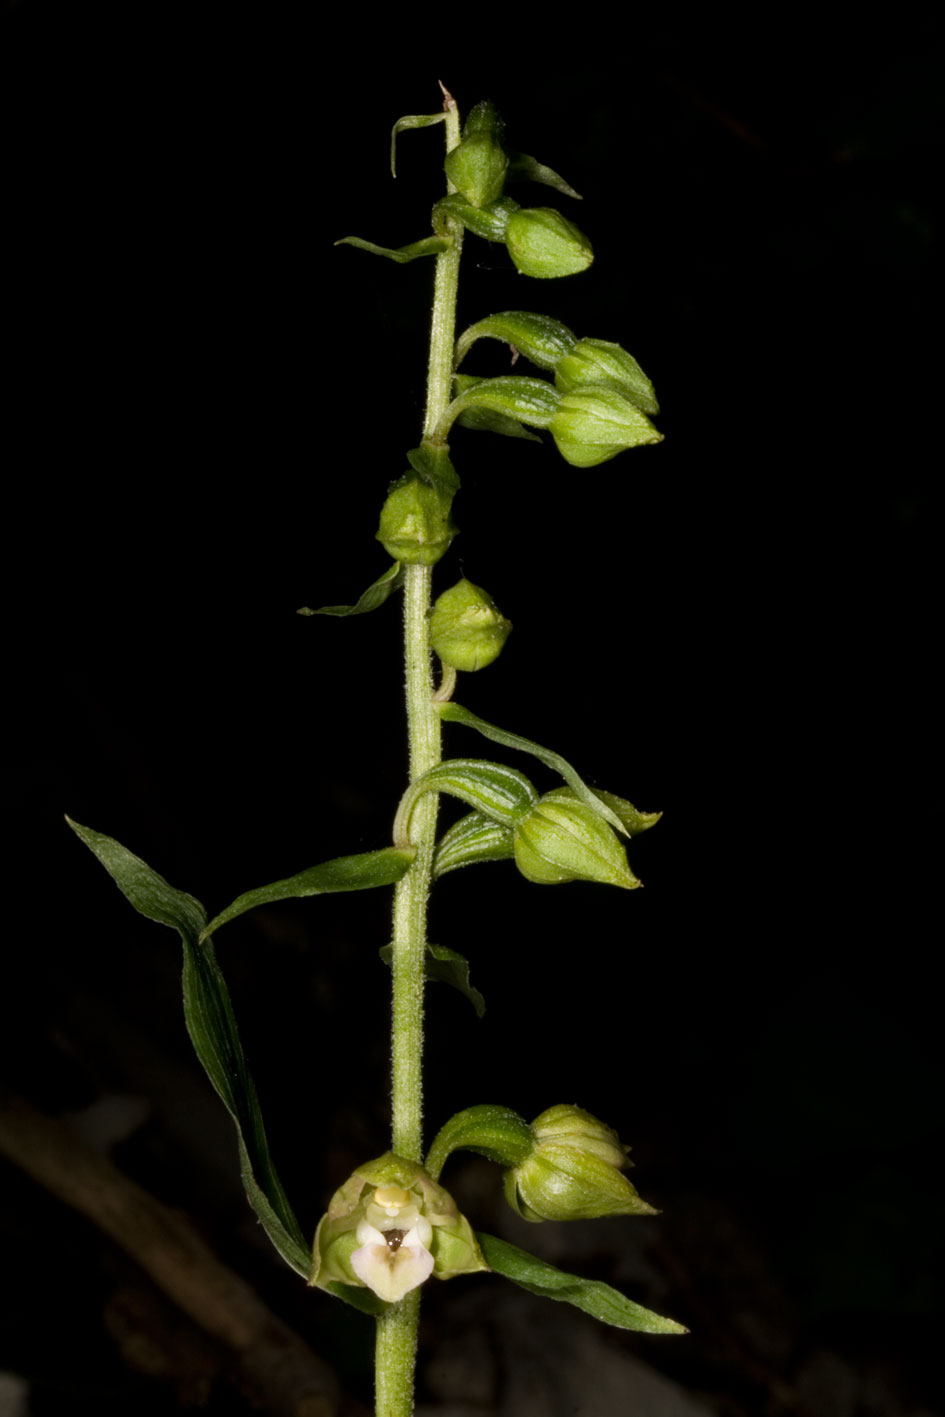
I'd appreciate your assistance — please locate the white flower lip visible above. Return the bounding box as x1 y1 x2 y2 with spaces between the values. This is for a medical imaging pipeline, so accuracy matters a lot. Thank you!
351 1217 435 1303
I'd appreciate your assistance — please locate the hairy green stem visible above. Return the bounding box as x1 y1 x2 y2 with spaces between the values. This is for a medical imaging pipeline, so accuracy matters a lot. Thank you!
377 89 463 1417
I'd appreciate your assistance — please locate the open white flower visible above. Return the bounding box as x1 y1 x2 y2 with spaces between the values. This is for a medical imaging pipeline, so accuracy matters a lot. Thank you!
350 1185 435 1302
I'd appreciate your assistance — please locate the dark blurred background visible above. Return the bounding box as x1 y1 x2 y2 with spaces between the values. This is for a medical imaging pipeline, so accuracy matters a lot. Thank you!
4 7 942 1415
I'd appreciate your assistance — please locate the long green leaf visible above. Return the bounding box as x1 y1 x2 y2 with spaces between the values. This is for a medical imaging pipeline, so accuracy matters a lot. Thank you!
477 1232 686 1334
297 561 403 617
335 234 450 264
66 818 310 1278
202 847 416 939
436 702 628 837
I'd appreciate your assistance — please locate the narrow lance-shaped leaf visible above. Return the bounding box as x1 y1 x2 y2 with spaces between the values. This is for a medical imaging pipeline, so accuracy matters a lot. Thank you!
379 942 485 1018
390 111 447 176
477 1232 687 1335
436 701 629 838
334 234 450 264
66 818 311 1279
202 847 416 940
297 561 403 617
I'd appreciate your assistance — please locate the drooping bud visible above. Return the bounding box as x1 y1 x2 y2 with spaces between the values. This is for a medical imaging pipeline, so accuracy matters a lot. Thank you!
430 579 512 672
549 388 662 467
504 1105 657 1222
444 100 508 208
312 1152 487 1303
505 207 594 278
554 339 660 417
377 477 456 564
512 788 640 888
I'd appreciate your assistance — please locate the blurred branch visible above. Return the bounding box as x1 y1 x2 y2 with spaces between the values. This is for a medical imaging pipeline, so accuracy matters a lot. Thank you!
0 1086 341 1417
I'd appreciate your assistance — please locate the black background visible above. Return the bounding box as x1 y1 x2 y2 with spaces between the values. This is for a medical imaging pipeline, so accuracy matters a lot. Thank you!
4 7 942 1414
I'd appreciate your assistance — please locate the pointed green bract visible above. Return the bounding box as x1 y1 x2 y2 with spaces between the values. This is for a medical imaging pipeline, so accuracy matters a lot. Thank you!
477 1232 686 1334
335 234 450 264
507 151 582 200
406 441 461 496
298 561 403 617
390 111 448 176
436 701 628 838
202 847 417 939
66 818 310 1278
380 942 485 1019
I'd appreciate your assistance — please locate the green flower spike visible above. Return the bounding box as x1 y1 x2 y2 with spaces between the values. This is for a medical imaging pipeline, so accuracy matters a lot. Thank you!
505 207 594 278
505 1105 657 1222
513 787 640 888
430 578 512 672
312 1152 487 1304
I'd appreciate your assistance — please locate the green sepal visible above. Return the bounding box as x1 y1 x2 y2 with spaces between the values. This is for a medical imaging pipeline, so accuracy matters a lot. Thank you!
476 1232 687 1335
433 193 520 243
452 374 542 442
379 942 485 1018
406 441 461 496
66 818 310 1278
552 786 661 836
201 847 417 940
426 1105 533 1180
462 98 506 142
504 1104 655 1223
297 561 403 617
334 234 450 264
436 375 560 443
390 111 447 176
454 311 577 372
429 578 512 672
507 151 582 200
514 792 640 889
505 207 594 279
377 474 457 564
555 338 659 416
394 759 539 846
436 701 628 838
433 811 516 878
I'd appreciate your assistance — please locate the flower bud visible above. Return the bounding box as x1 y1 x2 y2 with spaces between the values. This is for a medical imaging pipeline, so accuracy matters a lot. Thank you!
312 1152 487 1303
430 579 512 672
555 339 659 417
504 1105 656 1222
505 207 593 279
445 132 508 209
513 788 640 888
549 388 662 468
377 477 456 565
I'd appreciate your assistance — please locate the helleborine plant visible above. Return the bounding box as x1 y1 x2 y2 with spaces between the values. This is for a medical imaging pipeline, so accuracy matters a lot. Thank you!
69 85 683 1417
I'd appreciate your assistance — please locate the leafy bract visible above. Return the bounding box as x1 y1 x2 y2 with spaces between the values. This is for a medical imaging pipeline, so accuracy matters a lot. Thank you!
390 111 447 176
436 702 628 838
477 1232 686 1334
202 847 416 940
298 561 403 617
335 234 450 264
380 942 485 1018
66 818 310 1279
507 151 582 200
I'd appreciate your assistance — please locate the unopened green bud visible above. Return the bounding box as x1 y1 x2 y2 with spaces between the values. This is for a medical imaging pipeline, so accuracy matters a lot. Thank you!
445 132 508 209
504 1105 656 1222
430 579 512 672
513 788 639 888
549 388 662 467
377 477 456 565
312 1152 487 1303
505 207 593 278
555 339 659 417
